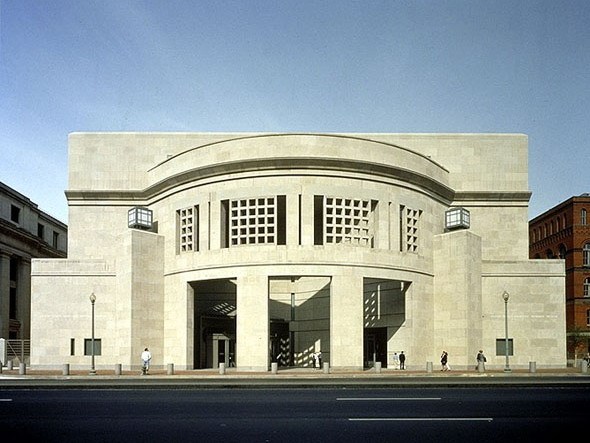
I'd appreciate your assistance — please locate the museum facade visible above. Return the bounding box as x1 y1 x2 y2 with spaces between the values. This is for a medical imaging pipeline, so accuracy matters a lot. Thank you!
30 132 566 371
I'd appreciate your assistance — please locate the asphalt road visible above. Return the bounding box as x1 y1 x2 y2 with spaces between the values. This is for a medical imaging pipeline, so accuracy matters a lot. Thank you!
1 385 589 442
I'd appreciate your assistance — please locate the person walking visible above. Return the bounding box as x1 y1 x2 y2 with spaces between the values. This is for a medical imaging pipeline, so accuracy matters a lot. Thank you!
399 351 406 370
476 349 487 371
141 347 152 375
440 351 449 371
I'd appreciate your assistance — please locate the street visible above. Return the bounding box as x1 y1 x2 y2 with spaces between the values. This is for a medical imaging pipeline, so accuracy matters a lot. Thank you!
1 386 588 442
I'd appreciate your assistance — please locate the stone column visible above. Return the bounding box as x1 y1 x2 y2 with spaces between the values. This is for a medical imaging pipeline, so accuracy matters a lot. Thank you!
0 253 10 338
236 274 268 371
300 194 315 246
286 193 299 246
330 274 364 370
17 258 31 339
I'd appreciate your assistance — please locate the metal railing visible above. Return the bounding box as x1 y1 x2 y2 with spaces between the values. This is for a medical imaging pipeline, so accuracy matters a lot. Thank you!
6 339 30 364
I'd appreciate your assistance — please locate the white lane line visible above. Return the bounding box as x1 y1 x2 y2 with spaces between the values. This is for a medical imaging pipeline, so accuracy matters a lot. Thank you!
337 397 441 401
0 399 13 402
349 417 493 422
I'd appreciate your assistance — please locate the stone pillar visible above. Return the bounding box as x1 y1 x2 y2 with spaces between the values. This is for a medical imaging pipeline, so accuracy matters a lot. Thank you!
209 197 221 250
433 230 483 368
199 197 210 252
286 193 299 246
300 194 315 246
330 275 363 370
0 253 10 338
236 274 268 371
17 258 31 339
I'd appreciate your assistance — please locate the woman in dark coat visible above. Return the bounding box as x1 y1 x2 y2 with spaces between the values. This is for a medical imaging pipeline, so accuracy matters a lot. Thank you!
440 351 448 371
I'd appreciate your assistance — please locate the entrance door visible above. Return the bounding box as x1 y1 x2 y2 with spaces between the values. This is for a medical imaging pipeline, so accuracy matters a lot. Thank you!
207 333 235 368
218 339 227 367
363 327 387 368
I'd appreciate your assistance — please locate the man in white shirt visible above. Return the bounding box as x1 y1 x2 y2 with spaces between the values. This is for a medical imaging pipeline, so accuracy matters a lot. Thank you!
141 347 152 375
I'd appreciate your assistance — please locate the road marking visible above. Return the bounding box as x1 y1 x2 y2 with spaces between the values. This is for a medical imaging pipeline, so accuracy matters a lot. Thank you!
337 397 441 401
349 417 493 422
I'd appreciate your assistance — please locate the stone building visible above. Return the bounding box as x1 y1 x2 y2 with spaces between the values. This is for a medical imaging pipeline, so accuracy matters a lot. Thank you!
30 132 566 371
529 193 590 362
0 181 67 344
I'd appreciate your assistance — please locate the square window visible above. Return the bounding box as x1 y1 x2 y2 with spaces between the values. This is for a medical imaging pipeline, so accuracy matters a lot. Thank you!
84 339 102 356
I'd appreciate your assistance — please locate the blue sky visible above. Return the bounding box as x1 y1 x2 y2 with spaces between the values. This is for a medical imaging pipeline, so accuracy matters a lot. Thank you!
1 0 588 224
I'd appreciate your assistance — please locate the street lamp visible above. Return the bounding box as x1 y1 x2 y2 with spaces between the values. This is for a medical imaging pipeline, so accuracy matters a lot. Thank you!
502 290 511 373
89 292 97 375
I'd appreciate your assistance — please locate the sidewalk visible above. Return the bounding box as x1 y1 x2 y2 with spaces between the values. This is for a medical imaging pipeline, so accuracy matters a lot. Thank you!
1 365 588 383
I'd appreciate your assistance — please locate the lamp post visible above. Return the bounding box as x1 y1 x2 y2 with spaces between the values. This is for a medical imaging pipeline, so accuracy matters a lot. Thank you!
89 292 96 375
502 290 511 373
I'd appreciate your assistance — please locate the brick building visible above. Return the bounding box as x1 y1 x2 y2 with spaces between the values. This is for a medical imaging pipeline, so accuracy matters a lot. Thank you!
529 193 590 362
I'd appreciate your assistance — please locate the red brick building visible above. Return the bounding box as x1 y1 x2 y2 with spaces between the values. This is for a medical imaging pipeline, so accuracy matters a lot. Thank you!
529 194 590 362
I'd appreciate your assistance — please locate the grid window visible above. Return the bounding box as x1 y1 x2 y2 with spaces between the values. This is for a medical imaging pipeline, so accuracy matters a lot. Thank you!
178 206 196 253
584 243 590 267
584 278 590 297
230 197 276 246
587 309 590 327
582 209 587 226
324 197 374 246
400 205 422 253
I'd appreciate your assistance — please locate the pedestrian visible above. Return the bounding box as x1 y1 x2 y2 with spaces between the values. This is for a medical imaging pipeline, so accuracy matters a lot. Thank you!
312 351 321 369
476 349 487 370
440 351 449 371
141 347 152 375
399 351 406 370
392 352 400 369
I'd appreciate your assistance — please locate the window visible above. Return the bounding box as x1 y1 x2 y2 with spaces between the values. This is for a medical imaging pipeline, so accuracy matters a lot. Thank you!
52 231 59 248
400 205 422 253
10 205 20 223
37 223 45 240
231 197 275 246
558 244 566 259
582 209 587 226
584 278 590 298
177 206 197 253
584 243 590 267
587 309 590 327
324 197 375 246
9 287 16 319
496 338 513 356
84 339 102 356
225 196 286 247
70 338 75 356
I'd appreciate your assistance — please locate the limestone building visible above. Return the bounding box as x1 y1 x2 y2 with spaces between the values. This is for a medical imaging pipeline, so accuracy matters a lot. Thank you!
1 181 67 344
30 132 566 371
